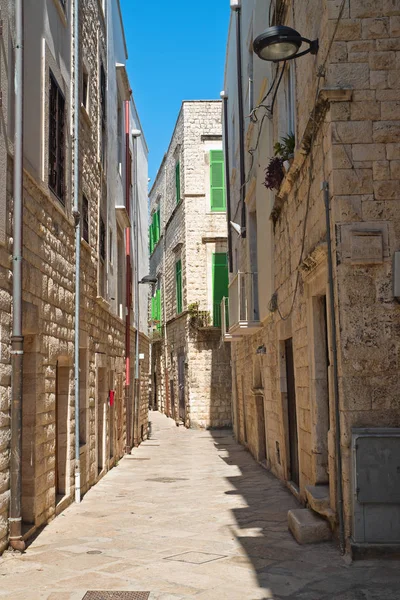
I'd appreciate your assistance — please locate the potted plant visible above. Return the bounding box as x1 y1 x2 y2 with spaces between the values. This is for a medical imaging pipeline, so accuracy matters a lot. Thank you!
264 133 295 190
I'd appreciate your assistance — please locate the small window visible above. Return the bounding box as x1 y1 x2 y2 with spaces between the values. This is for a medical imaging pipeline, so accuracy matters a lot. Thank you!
82 194 89 243
48 71 65 204
175 259 182 314
100 63 107 170
109 228 113 264
210 150 226 212
82 67 89 111
285 64 296 136
175 161 181 204
99 216 106 261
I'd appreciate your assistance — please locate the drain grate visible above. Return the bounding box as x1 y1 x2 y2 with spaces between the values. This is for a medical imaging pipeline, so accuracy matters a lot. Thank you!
83 593 150 600
164 551 226 564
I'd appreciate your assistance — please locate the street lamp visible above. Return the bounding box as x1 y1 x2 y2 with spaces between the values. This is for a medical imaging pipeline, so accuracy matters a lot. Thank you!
253 25 319 62
139 275 158 285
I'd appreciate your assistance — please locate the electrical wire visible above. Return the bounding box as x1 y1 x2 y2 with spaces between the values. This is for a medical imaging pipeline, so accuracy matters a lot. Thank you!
271 0 347 321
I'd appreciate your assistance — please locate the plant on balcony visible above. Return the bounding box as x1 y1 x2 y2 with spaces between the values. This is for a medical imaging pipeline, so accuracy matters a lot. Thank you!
188 302 211 328
264 133 295 191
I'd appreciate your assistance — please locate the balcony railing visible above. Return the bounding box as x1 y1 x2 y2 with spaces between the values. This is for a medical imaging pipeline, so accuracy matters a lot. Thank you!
227 272 261 336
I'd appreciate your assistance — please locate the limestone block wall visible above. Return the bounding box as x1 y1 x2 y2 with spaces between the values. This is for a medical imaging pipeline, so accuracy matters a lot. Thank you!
149 101 231 429
228 0 400 548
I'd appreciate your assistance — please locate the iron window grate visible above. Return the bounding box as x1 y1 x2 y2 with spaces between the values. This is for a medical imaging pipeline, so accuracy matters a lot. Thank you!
82 194 89 244
48 71 65 204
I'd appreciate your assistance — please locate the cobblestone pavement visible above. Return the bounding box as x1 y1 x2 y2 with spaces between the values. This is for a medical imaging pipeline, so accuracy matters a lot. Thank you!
1 411 400 600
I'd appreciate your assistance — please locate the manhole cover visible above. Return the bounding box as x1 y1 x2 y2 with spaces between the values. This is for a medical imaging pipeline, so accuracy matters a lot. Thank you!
146 477 188 483
83 593 150 600
164 551 226 564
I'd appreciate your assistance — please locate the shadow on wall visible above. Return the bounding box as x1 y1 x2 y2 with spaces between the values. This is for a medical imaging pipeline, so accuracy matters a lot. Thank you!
198 329 232 430
208 429 400 599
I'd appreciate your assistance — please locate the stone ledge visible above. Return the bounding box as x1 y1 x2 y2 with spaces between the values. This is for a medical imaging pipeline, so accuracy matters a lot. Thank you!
288 508 332 544
271 88 353 224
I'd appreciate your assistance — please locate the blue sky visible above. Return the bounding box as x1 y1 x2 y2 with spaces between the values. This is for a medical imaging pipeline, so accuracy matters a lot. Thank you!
120 0 230 184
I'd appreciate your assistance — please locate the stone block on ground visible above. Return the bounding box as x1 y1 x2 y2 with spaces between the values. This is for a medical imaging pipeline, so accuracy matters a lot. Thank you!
288 508 332 544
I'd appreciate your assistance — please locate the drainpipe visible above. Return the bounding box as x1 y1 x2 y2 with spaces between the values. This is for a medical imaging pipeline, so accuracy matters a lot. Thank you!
9 0 25 552
132 128 141 445
125 100 132 453
220 91 233 273
323 181 345 554
72 0 81 503
231 0 246 238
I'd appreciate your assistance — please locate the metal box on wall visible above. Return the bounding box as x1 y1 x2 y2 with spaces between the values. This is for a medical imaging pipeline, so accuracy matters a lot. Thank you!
352 428 400 544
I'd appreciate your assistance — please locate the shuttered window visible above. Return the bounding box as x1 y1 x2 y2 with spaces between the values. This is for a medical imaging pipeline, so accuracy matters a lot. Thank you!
151 288 162 331
82 194 89 244
212 253 229 326
48 71 65 204
210 150 226 212
175 260 182 314
175 161 181 204
149 225 153 254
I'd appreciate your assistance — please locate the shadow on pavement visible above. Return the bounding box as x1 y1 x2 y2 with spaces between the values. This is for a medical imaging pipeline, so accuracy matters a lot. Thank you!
209 429 400 600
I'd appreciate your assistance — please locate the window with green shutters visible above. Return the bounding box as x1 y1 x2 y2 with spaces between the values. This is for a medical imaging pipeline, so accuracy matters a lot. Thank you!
212 252 229 326
175 161 181 204
149 208 161 255
210 150 226 212
175 259 182 314
151 288 162 331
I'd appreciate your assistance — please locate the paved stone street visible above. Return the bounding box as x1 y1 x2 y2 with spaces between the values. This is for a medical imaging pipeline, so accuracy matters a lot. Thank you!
1 411 400 600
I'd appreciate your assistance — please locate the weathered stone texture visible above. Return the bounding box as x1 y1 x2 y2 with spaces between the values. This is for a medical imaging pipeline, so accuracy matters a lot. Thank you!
149 102 231 429
227 0 400 552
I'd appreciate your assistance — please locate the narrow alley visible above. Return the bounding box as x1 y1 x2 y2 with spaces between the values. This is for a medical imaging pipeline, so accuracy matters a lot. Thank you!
0 411 399 600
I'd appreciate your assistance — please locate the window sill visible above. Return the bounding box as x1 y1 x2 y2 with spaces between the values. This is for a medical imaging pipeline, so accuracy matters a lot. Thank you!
52 0 68 26
80 104 91 128
96 295 110 310
81 238 91 252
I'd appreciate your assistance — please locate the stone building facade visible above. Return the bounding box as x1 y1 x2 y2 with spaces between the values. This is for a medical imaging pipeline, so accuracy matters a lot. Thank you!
224 0 400 552
0 0 149 554
149 101 232 429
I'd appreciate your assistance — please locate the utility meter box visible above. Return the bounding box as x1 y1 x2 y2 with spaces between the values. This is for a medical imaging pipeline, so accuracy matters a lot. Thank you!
352 428 400 544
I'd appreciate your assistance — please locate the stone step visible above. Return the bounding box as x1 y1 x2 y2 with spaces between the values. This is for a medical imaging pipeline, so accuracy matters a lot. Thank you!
288 508 332 545
305 484 336 527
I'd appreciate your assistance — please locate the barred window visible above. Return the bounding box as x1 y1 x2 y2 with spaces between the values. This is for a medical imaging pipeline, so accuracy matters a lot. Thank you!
100 63 107 170
48 72 65 203
82 195 89 244
99 216 106 261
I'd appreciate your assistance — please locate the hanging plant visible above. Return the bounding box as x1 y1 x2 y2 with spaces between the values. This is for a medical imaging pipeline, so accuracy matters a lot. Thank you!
274 133 296 161
264 156 284 190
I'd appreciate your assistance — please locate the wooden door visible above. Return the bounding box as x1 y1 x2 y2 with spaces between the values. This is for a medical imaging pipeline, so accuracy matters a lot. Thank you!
285 338 299 487
178 354 185 422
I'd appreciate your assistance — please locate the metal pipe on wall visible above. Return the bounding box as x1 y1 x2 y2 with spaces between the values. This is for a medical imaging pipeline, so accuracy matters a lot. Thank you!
73 0 81 504
9 0 26 552
323 181 345 553
132 128 141 445
232 2 247 238
221 92 233 273
125 100 132 453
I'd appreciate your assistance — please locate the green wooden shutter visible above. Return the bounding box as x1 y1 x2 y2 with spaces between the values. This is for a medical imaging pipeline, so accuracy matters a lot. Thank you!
175 162 181 204
210 150 226 212
152 213 157 245
156 289 162 330
156 208 161 241
212 253 229 326
151 294 156 321
149 225 153 254
175 260 182 314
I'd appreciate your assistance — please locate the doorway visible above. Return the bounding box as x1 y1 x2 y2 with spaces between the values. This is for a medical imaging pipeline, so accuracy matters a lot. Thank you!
56 363 70 498
97 367 107 473
21 336 38 524
178 353 185 422
109 370 115 460
285 338 299 487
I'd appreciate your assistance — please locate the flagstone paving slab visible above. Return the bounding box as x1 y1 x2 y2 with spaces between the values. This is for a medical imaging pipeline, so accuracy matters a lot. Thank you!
1 411 400 599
